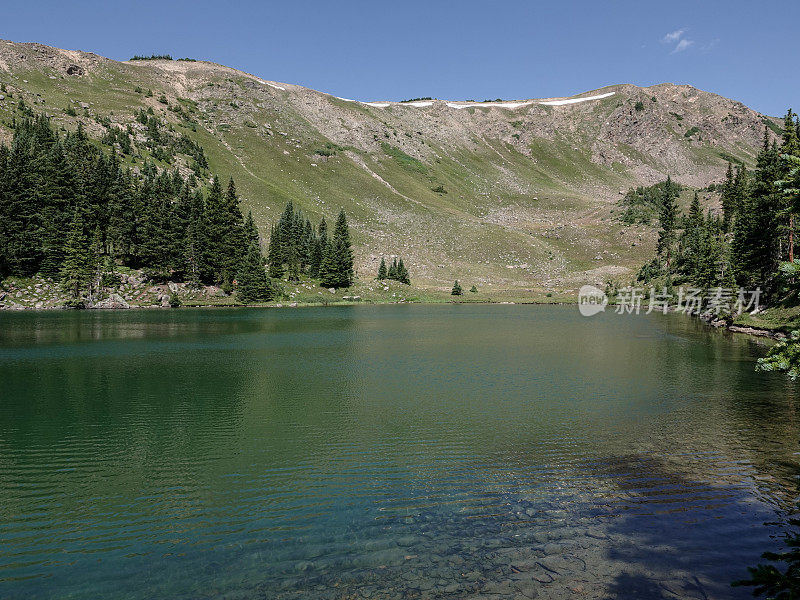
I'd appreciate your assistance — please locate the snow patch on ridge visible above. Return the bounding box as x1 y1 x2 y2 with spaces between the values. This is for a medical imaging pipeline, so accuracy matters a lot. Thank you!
328 91 616 109
447 101 533 110
258 79 285 91
538 92 615 105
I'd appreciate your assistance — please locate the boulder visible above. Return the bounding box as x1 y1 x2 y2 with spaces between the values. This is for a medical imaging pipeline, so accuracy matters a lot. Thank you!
92 293 130 309
66 64 84 76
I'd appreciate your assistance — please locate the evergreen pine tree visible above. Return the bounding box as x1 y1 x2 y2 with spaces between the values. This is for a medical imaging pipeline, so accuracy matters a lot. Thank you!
184 189 209 286
59 210 92 301
203 176 226 280
221 177 247 279
732 128 783 293
267 224 284 278
237 244 273 303
451 280 463 295
320 210 353 288
680 192 705 280
720 161 736 230
377 257 387 280
244 210 260 249
89 225 104 298
397 258 410 284
656 176 680 274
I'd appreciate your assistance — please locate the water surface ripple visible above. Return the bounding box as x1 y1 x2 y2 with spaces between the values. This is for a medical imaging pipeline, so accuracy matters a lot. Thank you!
0 305 796 599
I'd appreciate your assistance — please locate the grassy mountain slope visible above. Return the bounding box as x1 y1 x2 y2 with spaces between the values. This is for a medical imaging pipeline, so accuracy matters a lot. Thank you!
0 40 779 295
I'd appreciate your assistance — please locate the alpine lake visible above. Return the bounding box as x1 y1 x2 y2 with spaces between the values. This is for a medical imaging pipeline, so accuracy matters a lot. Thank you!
0 304 796 599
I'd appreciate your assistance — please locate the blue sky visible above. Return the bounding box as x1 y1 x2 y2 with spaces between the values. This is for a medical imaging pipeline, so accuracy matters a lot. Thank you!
2 0 797 116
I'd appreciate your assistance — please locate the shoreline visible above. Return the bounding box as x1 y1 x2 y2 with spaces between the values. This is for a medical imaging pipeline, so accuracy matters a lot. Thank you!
1 275 788 340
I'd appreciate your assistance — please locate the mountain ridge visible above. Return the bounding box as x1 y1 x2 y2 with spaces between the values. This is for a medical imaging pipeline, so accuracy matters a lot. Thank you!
0 39 780 293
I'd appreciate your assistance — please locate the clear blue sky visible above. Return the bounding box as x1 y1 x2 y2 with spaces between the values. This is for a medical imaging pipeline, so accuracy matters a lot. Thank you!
2 0 796 116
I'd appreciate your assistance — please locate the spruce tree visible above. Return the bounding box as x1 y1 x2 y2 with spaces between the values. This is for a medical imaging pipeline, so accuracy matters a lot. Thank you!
733 128 783 293
244 211 260 249
221 177 247 278
89 225 104 298
203 176 226 279
451 280 463 295
267 224 284 278
237 244 273 303
779 110 800 264
318 239 336 287
320 210 353 288
656 176 679 275
721 161 736 230
377 257 387 280
60 210 92 301
185 189 209 286
397 258 410 284
680 192 705 280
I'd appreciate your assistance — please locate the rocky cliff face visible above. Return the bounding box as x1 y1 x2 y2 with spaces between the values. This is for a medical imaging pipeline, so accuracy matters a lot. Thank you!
0 40 780 292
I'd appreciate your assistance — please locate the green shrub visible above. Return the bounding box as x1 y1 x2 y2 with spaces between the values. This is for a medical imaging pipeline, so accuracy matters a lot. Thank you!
634 101 644 112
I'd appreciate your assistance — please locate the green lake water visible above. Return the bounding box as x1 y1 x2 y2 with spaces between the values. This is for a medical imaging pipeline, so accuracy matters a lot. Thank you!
0 304 797 599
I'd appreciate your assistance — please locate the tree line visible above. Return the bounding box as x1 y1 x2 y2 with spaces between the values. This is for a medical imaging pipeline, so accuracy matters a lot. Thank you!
634 109 800 303
0 113 357 305
266 201 354 289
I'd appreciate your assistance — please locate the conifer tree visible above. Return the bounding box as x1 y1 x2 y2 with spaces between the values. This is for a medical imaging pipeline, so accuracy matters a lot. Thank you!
396 258 410 284
60 210 91 301
185 189 209 286
267 224 284 278
451 280 463 295
203 176 226 279
320 210 353 288
89 225 104 298
779 110 800 263
732 128 783 293
221 177 247 278
377 257 387 280
721 161 737 230
680 192 705 280
237 244 273 303
656 176 680 274
244 211 259 249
